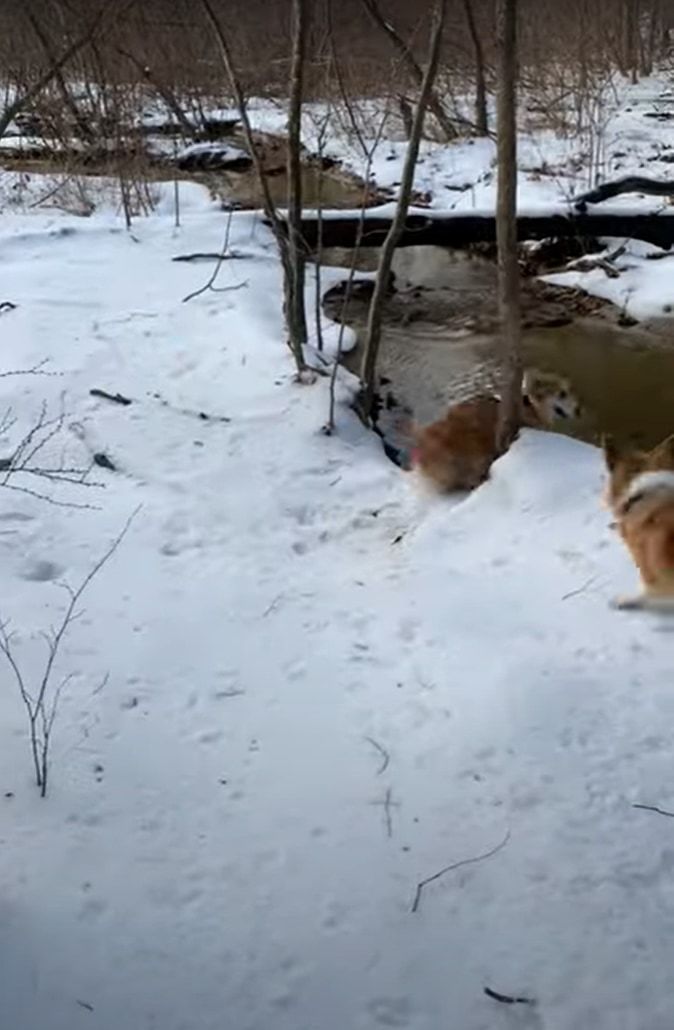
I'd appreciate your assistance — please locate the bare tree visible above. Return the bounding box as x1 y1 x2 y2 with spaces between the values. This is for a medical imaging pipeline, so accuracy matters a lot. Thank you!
624 0 641 82
463 0 489 135
0 0 130 142
199 0 311 379
322 24 394 430
359 0 447 421
359 0 457 141
494 0 522 455
286 0 310 360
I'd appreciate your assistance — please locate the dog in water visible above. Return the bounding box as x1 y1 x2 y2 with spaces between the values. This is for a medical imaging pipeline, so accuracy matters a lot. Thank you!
603 434 674 611
409 369 581 493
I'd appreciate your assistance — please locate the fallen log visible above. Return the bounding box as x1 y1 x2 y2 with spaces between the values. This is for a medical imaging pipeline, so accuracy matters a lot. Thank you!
573 176 674 210
294 207 674 250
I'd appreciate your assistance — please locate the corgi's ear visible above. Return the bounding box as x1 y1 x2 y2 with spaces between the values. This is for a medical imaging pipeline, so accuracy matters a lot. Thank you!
605 436 647 475
647 433 674 469
522 368 543 396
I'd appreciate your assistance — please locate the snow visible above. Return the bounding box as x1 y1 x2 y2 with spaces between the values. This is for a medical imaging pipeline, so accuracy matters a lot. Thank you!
546 244 674 319
1 75 674 1030
174 141 250 167
0 135 72 153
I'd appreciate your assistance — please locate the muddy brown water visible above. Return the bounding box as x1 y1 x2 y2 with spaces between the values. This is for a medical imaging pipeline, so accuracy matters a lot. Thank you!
322 245 674 452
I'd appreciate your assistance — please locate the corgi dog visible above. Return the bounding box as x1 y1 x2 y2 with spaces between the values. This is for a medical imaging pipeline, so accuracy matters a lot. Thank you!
410 369 581 493
603 434 674 611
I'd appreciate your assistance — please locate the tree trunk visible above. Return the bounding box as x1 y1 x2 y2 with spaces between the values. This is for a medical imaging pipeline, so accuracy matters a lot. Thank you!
644 0 661 72
625 0 640 83
199 0 307 375
359 0 457 141
398 95 414 139
463 0 488 135
359 0 447 420
286 0 309 363
495 0 522 455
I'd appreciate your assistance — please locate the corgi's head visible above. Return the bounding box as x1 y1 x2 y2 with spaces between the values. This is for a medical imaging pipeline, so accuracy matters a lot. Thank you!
522 369 582 424
602 433 674 511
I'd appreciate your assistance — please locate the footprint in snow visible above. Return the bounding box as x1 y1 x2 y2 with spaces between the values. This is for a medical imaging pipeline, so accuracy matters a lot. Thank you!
18 558 64 583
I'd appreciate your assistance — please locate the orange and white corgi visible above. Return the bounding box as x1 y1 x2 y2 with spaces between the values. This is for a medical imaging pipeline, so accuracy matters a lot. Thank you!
603 434 674 611
410 369 581 493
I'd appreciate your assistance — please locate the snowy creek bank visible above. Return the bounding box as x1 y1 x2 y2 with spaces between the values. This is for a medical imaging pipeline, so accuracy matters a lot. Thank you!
320 244 674 452
1 123 381 212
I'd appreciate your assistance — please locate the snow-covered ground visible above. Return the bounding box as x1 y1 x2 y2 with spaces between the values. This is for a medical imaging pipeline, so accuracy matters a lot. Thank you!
1 78 674 1030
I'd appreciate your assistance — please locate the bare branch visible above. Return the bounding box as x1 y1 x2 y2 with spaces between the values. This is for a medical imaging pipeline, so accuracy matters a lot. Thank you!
0 509 139 795
483 986 535 1006
0 0 138 141
410 829 511 913
359 0 458 140
180 210 250 303
364 735 390 775
632 802 674 817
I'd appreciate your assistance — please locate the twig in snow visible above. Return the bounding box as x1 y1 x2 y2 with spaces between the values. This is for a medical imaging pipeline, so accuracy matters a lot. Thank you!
1 400 101 507
483 986 535 1006
263 594 284 617
0 359 55 377
182 280 248 304
561 575 597 601
563 242 627 279
632 802 674 818
410 829 511 913
364 735 390 775
181 209 248 303
27 175 75 210
146 393 231 424
89 388 132 406
0 481 100 510
371 786 399 839
91 672 110 697
0 509 139 796
172 251 246 262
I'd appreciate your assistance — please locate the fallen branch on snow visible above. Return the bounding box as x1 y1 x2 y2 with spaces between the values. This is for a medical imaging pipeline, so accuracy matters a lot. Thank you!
483 986 535 1006
410 829 511 913
90 388 132 406
632 802 674 818
172 251 247 262
562 242 627 278
364 735 390 775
